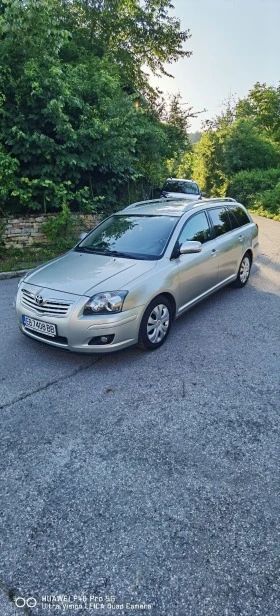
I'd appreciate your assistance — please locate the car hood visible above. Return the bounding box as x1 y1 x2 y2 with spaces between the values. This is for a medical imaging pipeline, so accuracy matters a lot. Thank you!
23 250 158 296
162 191 199 201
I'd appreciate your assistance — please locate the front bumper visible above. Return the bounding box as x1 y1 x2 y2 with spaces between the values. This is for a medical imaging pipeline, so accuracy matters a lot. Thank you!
16 284 144 353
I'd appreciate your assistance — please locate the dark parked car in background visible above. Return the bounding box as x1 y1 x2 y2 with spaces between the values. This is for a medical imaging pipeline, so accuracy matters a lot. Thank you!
161 178 202 200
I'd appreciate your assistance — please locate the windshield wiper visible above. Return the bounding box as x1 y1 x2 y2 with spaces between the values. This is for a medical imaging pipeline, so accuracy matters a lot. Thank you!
76 246 150 259
103 249 151 259
76 247 104 254
77 246 131 257
101 249 131 258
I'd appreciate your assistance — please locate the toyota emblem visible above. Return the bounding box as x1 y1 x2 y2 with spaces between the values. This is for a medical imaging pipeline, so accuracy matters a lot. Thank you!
35 294 44 306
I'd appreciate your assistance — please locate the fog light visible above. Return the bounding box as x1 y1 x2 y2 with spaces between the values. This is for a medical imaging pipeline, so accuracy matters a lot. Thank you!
88 334 115 346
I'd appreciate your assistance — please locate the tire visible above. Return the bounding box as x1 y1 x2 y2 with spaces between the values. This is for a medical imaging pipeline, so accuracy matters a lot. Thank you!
231 252 252 288
138 295 172 351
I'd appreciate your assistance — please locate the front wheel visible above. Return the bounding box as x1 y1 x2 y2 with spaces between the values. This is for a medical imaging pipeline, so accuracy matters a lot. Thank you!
138 295 172 351
232 252 252 288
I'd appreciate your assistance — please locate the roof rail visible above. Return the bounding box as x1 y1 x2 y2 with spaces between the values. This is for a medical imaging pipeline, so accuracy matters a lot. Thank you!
124 197 191 209
201 197 236 204
124 198 160 209
123 196 237 211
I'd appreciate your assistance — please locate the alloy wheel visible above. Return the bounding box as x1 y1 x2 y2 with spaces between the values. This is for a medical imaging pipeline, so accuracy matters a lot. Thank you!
147 303 170 344
239 256 251 284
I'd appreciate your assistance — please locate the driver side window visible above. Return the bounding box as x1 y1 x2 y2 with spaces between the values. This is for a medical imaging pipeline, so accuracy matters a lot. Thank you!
179 212 211 245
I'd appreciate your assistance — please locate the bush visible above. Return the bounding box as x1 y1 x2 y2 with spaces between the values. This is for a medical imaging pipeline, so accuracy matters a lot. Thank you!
253 183 280 217
222 120 280 175
226 168 280 207
41 204 81 251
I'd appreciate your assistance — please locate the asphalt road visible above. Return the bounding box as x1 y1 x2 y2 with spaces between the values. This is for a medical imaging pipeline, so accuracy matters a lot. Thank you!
0 215 279 616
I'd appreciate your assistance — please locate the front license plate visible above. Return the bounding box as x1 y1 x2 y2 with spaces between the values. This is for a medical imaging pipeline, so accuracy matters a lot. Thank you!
22 315 57 337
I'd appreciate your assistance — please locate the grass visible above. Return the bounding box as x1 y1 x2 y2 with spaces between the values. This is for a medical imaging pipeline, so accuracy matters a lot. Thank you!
0 244 70 273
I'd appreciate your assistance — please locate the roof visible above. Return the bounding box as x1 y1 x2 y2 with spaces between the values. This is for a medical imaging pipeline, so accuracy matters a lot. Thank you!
164 177 196 183
118 197 237 218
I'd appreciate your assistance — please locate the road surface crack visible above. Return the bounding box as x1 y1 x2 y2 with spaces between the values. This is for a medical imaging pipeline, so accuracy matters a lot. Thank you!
0 358 101 411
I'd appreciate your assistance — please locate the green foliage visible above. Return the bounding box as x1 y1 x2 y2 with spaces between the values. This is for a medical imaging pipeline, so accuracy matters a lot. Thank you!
254 183 280 218
192 111 280 200
236 82 280 142
62 0 191 92
169 150 194 180
41 204 81 250
158 93 193 181
192 131 227 195
222 120 280 175
0 0 194 217
226 168 280 208
203 94 237 132
0 244 65 272
0 146 19 206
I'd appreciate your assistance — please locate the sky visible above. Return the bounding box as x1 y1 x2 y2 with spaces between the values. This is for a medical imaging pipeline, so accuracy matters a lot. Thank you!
150 0 280 132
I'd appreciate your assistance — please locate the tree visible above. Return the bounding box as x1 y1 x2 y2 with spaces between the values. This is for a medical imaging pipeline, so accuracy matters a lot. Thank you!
226 168 280 209
172 150 194 180
62 0 192 93
159 93 201 179
0 0 194 214
203 94 236 131
192 131 226 195
236 83 280 142
0 1 141 212
222 120 280 175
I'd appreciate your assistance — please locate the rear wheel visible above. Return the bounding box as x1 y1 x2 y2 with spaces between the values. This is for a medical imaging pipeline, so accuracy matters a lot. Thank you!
232 252 252 288
138 295 172 351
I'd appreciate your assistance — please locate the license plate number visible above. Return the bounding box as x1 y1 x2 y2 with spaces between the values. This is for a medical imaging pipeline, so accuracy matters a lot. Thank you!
22 315 57 337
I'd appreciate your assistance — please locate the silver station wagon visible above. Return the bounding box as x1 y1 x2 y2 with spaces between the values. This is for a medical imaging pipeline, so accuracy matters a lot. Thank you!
16 197 259 353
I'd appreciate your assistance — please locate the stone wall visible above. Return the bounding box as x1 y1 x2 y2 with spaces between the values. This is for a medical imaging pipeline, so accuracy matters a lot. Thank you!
1 214 100 248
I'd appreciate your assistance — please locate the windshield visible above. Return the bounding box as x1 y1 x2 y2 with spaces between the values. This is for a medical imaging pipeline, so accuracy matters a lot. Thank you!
76 215 179 260
163 180 199 195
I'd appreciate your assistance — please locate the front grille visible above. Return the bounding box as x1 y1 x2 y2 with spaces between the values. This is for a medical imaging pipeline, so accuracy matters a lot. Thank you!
24 327 68 345
21 288 71 317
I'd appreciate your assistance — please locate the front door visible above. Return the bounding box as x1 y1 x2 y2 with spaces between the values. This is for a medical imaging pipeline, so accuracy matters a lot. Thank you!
175 211 219 313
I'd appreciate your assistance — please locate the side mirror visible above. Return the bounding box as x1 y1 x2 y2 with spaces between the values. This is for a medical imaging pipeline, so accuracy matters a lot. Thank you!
79 232 88 241
201 192 207 198
180 240 202 254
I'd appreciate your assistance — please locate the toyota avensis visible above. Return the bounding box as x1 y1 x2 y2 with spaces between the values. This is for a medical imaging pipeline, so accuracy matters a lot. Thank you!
16 198 259 353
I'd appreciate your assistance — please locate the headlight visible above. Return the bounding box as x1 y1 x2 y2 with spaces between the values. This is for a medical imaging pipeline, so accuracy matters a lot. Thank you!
83 291 128 315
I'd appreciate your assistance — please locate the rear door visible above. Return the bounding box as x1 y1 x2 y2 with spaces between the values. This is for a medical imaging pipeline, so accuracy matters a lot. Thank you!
227 204 258 258
207 207 244 283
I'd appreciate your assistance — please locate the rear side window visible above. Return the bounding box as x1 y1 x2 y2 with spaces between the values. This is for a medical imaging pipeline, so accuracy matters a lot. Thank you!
227 208 240 229
208 208 232 237
229 206 250 227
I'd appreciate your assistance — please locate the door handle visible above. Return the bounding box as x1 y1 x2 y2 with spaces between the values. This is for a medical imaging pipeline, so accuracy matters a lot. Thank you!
211 248 218 256
239 235 244 242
